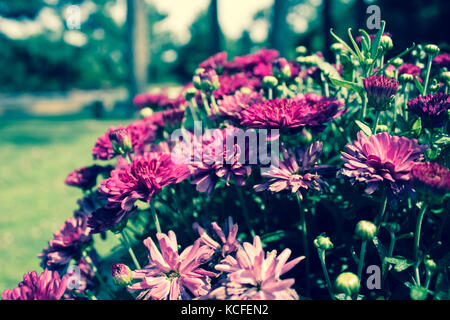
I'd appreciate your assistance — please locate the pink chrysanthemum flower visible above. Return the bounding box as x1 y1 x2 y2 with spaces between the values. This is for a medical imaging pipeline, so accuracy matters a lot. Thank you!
213 73 261 99
240 94 344 132
433 53 450 69
411 162 450 197
398 63 421 77
209 236 304 300
133 91 186 110
363 75 399 110
39 216 92 269
224 48 279 72
339 131 428 195
65 165 112 190
143 109 185 127
254 142 328 200
193 217 240 258
129 231 216 300
199 51 228 70
407 93 450 128
99 152 190 210
1 269 68 300
217 91 264 120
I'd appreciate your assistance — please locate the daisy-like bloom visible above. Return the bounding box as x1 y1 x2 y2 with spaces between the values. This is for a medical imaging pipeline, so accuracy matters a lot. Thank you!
128 231 216 300
1 269 68 300
407 93 450 128
209 236 304 300
254 142 328 200
411 162 450 197
192 217 240 258
339 131 428 195
87 205 135 234
39 216 92 269
363 75 399 110
199 51 228 70
217 91 264 120
240 94 344 133
65 165 112 190
433 52 450 69
99 152 190 210
398 63 421 78
92 121 157 160
190 127 252 196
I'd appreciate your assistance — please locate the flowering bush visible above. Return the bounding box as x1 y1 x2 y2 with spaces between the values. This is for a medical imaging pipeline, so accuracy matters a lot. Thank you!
3 22 450 301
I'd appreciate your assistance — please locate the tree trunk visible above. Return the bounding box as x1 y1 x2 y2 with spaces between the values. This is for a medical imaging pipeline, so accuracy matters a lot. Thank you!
209 0 221 54
126 0 149 104
269 0 289 56
322 0 332 60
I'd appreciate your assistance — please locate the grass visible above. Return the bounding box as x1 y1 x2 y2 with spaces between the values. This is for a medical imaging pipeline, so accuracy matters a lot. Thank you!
0 118 125 292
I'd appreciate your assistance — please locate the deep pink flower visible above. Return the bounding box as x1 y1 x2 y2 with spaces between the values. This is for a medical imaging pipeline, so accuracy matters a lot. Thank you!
39 216 92 269
128 231 216 300
240 94 344 132
213 73 260 99
143 109 185 127
193 217 240 258
199 51 228 70
224 48 279 72
339 131 427 194
217 91 264 120
254 142 328 199
411 162 450 196
209 236 304 300
99 152 190 210
407 93 450 128
133 91 186 110
65 165 112 190
1 269 68 300
433 53 450 69
398 63 421 77
363 75 399 110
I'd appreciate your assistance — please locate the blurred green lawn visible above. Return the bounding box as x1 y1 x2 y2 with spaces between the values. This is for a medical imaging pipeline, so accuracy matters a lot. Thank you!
0 118 123 292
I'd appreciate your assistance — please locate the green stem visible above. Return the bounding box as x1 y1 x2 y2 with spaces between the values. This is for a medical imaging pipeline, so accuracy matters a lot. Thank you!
116 232 141 270
361 95 368 120
236 186 255 238
150 199 162 234
268 87 273 100
413 203 428 286
375 190 388 228
357 240 367 282
373 109 381 134
296 193 311 296
200 92 212 116
82 251 114 298
188 98 199 122
423 56 433 96
318 249 335 299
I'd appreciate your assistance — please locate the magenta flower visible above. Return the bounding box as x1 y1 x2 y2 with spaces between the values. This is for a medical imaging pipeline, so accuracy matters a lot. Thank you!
363 75 399 110
133 91 186 110
398 63 421 77
254 142 328 200
407 93 450 128
411 162 450 197
339 131 427 195
2 269 68 300
217 91 264 120
189 127 252 196
213 73 261 99
192 217 240 258
225 48 279 72
433 53 450 69
39 216 92 269
65 165 112 190
210 236 304 300
240 94 344 132
99 152 190 210
199 51 228 70
143 109 186 128
128 231 216 300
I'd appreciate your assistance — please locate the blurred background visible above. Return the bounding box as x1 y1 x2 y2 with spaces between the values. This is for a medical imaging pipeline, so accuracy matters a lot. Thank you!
0 0 449 292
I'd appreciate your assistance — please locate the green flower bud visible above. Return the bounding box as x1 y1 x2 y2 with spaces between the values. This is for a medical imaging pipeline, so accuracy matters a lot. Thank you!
440 71 450 82
392 58 404 67
193 75 202 89
376 124 390 133
296 46 308 56
330 43 345 54
184 87 198 100
262 76 279 88
109 129 132 155
314 235 334 251
424 44 440 57
139 107 153 118
335 272 360 296
240 87 252 95
424 258 437 274
298 128 312 144
112 263 133 287
355 220 377 241
384 222 401 234
410 285 428 300
380 35 393 51
364 58 374 66
296 55 318 66
399 73 414 83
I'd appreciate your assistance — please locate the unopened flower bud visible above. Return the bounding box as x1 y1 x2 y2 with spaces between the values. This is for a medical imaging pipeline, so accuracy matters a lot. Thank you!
355 220 377 241
380 35 393 51
424 258 437 274
410 285 428 300
112 263 133 287
424 44 440 57
273 58 292 80
330 43 345 54
335 272 360 296
199 69 220 92
376 124 389 133
184 87 198 100
140 107 153 118
296 46 308 56
193 75 202 89
109 129 132 155
262 76 278 88
314 235 334 251
364 58 374 66
392 58 404 67
239 87 252 95
384 222 400 234
399 73 414 83
296 55 318 66
440 71 450 82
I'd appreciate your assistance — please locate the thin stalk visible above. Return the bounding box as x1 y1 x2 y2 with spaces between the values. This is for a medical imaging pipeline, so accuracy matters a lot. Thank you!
188 98 199 122
373 109 381 134
150 199 162 234
318 249 335 299
236 186 255 238
375 190 388 228
82 251 114 298
268 87 273 100
413 203 428 286
361 95 368 120
357 240 367 282
422 55 433 96
200 92 212 116
296 193 311 296
116 232 141 270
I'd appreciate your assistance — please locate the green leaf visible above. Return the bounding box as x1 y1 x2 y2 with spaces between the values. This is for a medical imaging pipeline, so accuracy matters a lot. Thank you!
355 120 373 136
384 256 415 272
435 135 450 146
329 77 363 93
378 43 416 75
370 20 386 58
261 230 286 243
411 117 422 137
348 28 363 60
330 28 358 59
414 77 424 95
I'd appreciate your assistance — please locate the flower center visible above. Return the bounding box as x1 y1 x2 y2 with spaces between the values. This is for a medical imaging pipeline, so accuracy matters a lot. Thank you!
165 271 180 281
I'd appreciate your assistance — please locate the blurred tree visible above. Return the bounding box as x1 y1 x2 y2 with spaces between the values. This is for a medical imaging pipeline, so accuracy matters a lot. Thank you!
208 0 222 54
322 0 332 60
269 0 289 56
